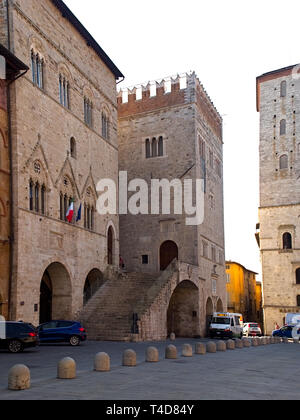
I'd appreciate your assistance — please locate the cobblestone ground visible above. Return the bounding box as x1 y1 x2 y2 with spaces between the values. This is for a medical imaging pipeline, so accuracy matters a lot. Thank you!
0 338 300 400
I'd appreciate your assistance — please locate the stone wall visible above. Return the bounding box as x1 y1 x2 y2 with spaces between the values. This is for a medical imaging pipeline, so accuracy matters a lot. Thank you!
6 0 120 324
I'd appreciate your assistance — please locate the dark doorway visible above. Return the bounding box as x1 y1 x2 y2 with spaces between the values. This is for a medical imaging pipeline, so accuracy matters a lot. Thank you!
160 241 178 271
40 270 52 324
108 226 114 265
83 269 104 306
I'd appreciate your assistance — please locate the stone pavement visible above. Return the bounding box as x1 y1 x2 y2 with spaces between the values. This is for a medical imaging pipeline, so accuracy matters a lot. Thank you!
0 338 300 400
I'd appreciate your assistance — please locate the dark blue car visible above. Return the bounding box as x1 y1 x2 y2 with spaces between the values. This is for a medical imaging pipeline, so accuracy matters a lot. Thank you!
38 321 87 346
272 324 300 340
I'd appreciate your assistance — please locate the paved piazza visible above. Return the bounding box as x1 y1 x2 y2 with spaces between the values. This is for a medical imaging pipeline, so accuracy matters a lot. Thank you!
0 338 300 400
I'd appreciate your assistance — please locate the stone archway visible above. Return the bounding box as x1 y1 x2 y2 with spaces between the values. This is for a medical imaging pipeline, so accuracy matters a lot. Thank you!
160 241 178 271
83 269 104 306
39 262 72 324
167 280 199 337
206 297 214 335
216 298 224 312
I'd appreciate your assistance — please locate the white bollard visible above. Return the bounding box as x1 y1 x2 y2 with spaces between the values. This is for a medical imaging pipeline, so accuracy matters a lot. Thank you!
8 365 30 391
57 357 76 379
94 352 110 372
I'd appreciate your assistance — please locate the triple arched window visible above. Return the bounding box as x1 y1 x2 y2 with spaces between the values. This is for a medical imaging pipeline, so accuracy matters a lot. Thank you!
29 180 46 215
31 50 44 89
145 136 164 159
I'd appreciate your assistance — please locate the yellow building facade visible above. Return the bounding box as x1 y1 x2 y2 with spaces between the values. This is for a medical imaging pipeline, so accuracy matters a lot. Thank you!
226 261 263 328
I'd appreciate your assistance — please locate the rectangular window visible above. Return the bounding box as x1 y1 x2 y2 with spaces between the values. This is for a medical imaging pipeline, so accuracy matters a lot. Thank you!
142 255 149 265
84 98 93 127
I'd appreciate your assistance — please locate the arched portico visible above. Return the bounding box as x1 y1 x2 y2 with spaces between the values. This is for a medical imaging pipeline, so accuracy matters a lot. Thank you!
39 262 72 324
83 269 104 305
167 280 200 337
216 298 224 312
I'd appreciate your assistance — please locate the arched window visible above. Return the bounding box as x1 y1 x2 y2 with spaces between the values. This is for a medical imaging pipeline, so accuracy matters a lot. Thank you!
59 74 70 109
29 180 34 211
84 97 93 127
152 138 157 158
35 182 39 213
280 81 287 98
296 268 300 285
283 232 292 250
70 137 76 159
31 50 44 89
102 112 110 140
280 119 286 135
280 154 288 170
297 296 300 307
158 136 164 157
107 226 114 265
41 185 46 215
145 139 151 159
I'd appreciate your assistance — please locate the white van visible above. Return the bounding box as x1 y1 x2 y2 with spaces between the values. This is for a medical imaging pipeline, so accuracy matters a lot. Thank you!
209 312 243 339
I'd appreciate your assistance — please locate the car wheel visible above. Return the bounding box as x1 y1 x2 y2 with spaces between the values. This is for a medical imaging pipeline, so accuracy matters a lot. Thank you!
8 340 23 353
69 336 80 347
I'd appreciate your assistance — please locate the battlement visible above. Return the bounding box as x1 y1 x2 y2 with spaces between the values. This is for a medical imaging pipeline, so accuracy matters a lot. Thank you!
118 72 222 139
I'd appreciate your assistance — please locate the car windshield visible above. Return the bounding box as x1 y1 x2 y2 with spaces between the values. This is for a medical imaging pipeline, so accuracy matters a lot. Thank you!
212 317 230 325
249 324 258 328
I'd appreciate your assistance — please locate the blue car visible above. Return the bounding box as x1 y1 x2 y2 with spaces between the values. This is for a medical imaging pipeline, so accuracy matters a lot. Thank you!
272 324 300 340
38 321 87 346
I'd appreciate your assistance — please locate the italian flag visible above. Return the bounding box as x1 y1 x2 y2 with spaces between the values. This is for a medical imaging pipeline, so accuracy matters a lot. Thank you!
66 202 74 223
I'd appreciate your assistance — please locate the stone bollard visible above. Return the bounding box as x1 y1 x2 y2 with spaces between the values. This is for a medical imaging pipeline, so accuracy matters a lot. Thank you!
252 337 259 346
293 338 299 344
57 357 76 379
226 339 235 350
94 352 110 372
242 338 251 348
283 337 289 344
165 345 177 359
182 344 193 357
206 341 217 353
195 342 206 355
259 337 266 345
235 339 243 349
270 337 275 344
146 347 159 363
8 365 30 391
170 333 176 341
123 349 137 367
216 341 226 352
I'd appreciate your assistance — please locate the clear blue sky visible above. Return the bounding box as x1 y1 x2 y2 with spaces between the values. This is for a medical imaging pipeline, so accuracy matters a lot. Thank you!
65 0 300 277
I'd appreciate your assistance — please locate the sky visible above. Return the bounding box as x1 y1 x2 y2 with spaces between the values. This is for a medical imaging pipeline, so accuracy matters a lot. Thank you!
65 0 300 278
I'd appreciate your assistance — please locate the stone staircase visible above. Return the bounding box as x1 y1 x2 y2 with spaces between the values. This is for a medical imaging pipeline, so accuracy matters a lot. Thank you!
78 262 179 341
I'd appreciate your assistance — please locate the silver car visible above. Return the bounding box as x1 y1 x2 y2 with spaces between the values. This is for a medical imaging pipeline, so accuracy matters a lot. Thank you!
243 322 262 337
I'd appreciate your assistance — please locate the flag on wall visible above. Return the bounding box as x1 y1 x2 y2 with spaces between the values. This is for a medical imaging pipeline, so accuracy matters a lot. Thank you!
76 204 82 222
66 202 74 223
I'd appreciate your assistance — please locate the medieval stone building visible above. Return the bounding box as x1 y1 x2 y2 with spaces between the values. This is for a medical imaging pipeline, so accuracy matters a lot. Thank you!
114 73 227 340
0 0 123 326
257 65 300 334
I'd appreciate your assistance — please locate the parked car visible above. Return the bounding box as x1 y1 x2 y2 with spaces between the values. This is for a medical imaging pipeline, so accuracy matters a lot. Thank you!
38 321 87 346
209 312 243 339
272 324 300 340
243 322 262 337
0 322 39 353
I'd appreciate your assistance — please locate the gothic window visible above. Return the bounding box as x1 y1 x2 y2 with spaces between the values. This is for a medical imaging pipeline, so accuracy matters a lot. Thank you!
70 137 76 159
59 74 70 109
84 187 95 231
152 138 157 158
296 268 300 285
84 97 93 127
283 232 292 250
280 119 286 136
59 176 74 222
209 150 214 168
41 185 46 215
34 182 39 213
280 81 287 98
145 139 151 158
31 50 44 89
158 136 164 157
102 112 110 140
279 154 288 170
29 180 34 211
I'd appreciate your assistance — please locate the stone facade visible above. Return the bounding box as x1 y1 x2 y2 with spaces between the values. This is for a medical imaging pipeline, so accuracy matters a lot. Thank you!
118 73 227 338
0 0 122 325
257 65 300 334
